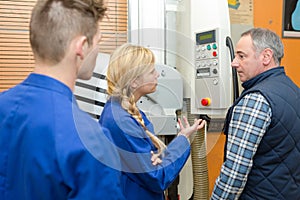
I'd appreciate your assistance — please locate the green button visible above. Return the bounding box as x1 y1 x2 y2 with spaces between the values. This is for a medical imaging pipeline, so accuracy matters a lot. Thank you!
212 43 217 49
207 45 211 50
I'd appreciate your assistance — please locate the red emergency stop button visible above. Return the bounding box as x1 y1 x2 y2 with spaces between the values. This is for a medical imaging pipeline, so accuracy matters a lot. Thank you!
201 98 211 106
212 51 217 57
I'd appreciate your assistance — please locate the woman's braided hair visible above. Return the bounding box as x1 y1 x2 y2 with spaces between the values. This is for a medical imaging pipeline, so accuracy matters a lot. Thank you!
106 43 166 154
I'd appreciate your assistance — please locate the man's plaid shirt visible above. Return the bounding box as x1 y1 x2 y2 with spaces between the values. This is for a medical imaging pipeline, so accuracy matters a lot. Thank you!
211 92 272 200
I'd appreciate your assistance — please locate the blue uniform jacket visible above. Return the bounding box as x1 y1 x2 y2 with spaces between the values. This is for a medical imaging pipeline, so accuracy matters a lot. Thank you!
0 73 124 200
99 97 190 200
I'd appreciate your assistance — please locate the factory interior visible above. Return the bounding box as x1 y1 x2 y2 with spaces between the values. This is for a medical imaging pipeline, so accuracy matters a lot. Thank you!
1 0 300 199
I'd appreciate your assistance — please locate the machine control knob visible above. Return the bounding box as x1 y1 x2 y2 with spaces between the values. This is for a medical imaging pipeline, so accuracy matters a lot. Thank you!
213 60 218 66
213 78 219 85
201 98 211 106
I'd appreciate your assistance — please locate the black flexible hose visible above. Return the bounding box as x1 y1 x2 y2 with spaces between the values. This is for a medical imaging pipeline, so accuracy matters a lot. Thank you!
226 36 239 101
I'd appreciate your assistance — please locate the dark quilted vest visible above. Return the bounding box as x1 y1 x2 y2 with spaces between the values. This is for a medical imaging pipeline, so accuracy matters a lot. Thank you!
223 67 300 200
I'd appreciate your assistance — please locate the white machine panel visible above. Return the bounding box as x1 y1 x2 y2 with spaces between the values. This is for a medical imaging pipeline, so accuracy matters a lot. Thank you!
189 0 233 116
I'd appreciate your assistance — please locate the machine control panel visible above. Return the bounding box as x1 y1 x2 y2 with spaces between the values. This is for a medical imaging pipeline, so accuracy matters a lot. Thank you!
195 30 219 78
192 27 232 115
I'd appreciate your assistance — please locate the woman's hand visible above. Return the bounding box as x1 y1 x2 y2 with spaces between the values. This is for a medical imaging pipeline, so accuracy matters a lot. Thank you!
151 151 162 166
150 116 206 166
177 116 206 138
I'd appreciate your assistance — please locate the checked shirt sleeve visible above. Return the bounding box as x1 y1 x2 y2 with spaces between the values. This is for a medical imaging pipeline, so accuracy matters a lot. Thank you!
210 92 272 200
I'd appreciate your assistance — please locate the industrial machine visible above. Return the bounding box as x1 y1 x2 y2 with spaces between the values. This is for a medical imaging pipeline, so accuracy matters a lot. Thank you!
75 0 234 199
129 0 233 116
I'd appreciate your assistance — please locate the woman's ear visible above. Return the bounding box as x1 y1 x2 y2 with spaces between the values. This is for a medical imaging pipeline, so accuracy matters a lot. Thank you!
130 79 138 89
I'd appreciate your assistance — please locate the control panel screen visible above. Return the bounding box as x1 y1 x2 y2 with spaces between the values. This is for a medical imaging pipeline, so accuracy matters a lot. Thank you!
196 30 216 45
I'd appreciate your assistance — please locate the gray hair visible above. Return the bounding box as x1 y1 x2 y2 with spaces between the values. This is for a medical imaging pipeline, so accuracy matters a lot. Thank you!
242 28 284 65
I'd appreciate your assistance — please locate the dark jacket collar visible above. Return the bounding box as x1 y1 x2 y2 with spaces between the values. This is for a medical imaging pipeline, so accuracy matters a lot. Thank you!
242 66 285 90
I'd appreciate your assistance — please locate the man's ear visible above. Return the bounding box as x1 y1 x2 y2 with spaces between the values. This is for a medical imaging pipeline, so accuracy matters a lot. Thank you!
75 36 88 60
262 48 273 65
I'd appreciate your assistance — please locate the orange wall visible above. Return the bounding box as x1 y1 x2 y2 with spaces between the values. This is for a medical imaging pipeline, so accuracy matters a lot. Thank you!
254 0 300 86
207 132 225 195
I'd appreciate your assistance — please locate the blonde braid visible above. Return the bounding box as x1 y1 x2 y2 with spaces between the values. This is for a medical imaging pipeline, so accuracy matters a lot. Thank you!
122 92 166 155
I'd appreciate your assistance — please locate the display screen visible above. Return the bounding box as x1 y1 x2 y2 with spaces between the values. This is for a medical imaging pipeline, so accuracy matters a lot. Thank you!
196 30 216 45
199 33 213 41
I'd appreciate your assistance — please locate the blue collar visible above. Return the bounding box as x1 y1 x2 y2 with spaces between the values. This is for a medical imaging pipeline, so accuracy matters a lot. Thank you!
23 73 73 101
